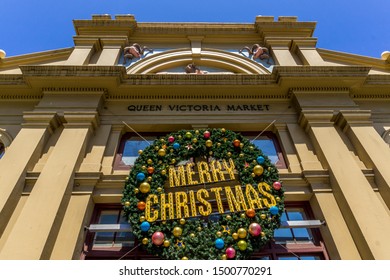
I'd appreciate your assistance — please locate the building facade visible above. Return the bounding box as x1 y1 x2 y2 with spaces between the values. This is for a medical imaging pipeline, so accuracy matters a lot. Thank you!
0 14 390 260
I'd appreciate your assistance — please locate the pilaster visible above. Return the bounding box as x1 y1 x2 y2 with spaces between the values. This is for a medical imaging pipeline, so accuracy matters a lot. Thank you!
96 37 128 65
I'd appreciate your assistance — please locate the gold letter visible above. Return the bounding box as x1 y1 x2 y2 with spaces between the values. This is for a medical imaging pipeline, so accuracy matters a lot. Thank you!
186 163 198 185
245 184 263 209
210 187 224 213
169 165 186 187
197 189 212 216
225 185 248 212
197 161 212 184
175 191 190 219
210 160 225 182
189 190 197 217
257 182 276 207
222 158 236 180
160 193 174 220
145 194 159 222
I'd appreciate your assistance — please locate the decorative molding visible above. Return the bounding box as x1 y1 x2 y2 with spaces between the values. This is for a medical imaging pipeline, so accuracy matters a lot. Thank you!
20 65 126 77
349 92 390 100
274 66 371 78
290 87 350 94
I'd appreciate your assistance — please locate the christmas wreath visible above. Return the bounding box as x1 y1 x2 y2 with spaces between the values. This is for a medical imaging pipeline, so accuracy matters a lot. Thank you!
122 128 284 260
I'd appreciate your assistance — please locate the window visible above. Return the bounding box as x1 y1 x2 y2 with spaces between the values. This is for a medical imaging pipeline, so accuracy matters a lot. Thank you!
114 133 162 170
82 204 156 260
251 202 329 260
0 142 4 159
243 132 286 169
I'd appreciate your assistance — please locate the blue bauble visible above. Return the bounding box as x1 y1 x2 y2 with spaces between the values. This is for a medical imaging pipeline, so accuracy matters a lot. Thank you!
215 238 225 249
140 221 150 232
257 156 265 164
173 142 180 150
136 172 146 181
269 206 279 215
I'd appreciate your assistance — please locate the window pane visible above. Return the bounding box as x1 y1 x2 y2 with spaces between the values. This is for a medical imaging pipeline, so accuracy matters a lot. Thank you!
122 138 151 165
286 208 312 242
251 138 279 164
278 255 320 260
93 210 120 248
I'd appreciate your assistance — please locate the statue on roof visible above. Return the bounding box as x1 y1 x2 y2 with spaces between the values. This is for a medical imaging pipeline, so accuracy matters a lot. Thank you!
123 43 153 64
185 63 206 74
239 44 270 63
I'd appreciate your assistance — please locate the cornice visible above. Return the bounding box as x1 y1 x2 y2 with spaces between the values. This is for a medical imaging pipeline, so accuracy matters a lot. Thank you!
19 65 126 77
273 65 371 78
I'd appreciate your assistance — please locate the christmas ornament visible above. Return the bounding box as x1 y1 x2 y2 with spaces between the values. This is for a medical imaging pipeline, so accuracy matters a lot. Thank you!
237 240 248 251
270 206 279 215
138 150 143 155
273 181 282 191
158 149 166 157
232 233 238 240
226 247 236 259
152 232 165 246
168 136 175 143
140 221 150 232
147 159 153 165
257 156 265 164
237 228 247 239
173 142 180 150
181 257 188 260
215 238 225 249
147 166 154 174
163 240 170 247
221 128 226 133
173 227 183 237
246 208 256 218
185 132 192 139
216 231 222 237
137 201 146 211
205 140 213 147
124 201 130 207
142 238 149 245
248 223 262 237
139 216 145 222
260 214 267 220
157 187 163 192
161 169 167 176
147 176 152 182
179 218 186 225
139 182 150 193
203 131 211 139
221 254 227 260
253 165 264 176
134 188 139 194
233 139 241 147
136 172 145 181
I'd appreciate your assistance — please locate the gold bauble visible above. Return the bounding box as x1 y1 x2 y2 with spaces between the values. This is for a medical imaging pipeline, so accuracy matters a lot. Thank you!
232 233 239 240
217 142 221 147
205 140 213 147
261 232 266 237
253 165 264 176
209 151 213 155
268 167 272 171
158 160 163 164
138 150 143 155
178 135 182 139
197 226 202 232
147 159 153 165
147 176 152 182
276 197 281 202
239 153 244 158
161 169 167 176
192 138 198 143
221 254 227 260
190 233 196 238
251 173 256 177
124 201 130 207
240 213 246 219
227 152 232 157
158 149 166 157
141 165 147 170
180 218 186 225
240 143 244 149
185 132 192 139
160 138 165 142
181 257 188 260
173 227 183 237
260 214 267 220
195 130 200 135
155 146 159 151
142 238 149 245
216 231 222 237
134 188 139 194
237 240 248 251
226 215 232 220
157 187 163 193
249 146 254 150
171 158 176 164
237 228 247 239
139 216 145 222
163 240 170 247
139 182 151 193
221 128 226 133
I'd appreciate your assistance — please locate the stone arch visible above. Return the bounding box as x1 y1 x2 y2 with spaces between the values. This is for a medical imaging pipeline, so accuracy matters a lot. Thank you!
126 48 270 74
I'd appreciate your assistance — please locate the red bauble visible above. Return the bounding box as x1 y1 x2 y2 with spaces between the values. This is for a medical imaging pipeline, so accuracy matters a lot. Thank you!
147 166 155 174
203 131 211 139
273 181 282 191
137 201 146 211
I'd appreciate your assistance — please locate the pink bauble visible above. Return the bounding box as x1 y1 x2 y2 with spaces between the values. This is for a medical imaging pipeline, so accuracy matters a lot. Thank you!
273 181 282 191
168 136 175 143
226 247 236 259
249 223 262 237
203 131 211 139
152 231 165 246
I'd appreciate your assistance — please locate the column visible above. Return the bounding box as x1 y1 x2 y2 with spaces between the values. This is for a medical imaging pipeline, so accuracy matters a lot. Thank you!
0 112 98 259
287 123 360 259
291 39 327 66
64 38 98 65
96 38 127 66
337 110 390 209
300 110 390 259
264 39 299 66
0 112 59 238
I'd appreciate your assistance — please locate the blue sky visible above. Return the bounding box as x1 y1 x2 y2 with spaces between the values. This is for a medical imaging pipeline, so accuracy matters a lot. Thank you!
0 0 389 58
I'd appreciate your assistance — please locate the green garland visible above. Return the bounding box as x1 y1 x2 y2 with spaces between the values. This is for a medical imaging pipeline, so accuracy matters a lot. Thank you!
122 128 284 260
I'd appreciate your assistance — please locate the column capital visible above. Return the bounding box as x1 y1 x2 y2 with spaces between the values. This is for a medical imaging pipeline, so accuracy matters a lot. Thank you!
264 38 292 50
298 110 335 132
63 111 100 132
22 111 61 133
335 110 373 132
